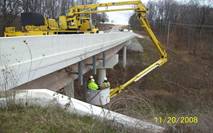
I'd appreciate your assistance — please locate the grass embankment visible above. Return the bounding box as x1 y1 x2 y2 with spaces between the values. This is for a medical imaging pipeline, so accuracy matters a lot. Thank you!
107 37 213 133
0 105 118 133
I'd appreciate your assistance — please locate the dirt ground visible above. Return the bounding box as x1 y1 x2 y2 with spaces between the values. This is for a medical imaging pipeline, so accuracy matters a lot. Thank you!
105 37 213 133
72 33 213 132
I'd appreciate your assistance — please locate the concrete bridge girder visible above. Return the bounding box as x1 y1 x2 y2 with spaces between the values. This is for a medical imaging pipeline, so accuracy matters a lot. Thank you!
13 45 127 98
0 32 136 91
14 44 126 95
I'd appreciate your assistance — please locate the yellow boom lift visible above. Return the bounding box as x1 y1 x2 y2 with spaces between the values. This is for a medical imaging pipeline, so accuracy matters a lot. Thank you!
67 1 168 97
4 0 168 98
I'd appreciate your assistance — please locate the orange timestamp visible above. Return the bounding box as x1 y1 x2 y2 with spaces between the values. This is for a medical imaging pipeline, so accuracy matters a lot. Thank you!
154 116 198 125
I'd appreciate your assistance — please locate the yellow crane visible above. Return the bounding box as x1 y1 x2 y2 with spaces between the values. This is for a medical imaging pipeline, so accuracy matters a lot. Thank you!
4 0 168 98
67 1 168 97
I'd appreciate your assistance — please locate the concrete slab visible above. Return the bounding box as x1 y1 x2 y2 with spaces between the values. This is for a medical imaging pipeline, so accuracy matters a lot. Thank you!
0 32 136 90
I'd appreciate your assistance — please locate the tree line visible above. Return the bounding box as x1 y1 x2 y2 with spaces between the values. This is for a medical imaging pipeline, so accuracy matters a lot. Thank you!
129 0 213 58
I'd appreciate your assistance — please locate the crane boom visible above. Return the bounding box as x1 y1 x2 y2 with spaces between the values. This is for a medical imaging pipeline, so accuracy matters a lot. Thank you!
70 1 143 9
69 1 168 97
4 1 168 98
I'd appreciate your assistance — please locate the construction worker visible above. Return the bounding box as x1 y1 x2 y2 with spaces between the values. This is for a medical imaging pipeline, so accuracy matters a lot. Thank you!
100 77 110 90
89 75 94 82
87 76 99 91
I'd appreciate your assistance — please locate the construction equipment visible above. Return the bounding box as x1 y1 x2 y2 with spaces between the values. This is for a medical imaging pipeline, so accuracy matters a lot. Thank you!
63 1 168 97
4 1 167 98
4 12 99 37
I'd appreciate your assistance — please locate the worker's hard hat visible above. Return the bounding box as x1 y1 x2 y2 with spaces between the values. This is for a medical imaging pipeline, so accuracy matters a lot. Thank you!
91 79 95 82
90 75 94 79
104 77 108 81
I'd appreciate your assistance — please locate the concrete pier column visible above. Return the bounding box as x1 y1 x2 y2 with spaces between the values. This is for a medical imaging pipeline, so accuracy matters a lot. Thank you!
78 61 83 85
64 79 74 98
123 46 127 68
97 68 106 84
92 56 97 75
102 52 106 67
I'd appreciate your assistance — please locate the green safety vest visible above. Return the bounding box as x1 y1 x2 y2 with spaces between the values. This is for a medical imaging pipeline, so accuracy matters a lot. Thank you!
88 81 99 91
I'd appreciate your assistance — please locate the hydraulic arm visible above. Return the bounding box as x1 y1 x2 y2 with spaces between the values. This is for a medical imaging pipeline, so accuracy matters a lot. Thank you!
69 0 168 97
4 0 167 97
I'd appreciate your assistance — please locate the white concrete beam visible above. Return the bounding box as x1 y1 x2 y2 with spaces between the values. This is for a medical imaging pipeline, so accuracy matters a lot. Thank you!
13 45 124 91
0 32 136 90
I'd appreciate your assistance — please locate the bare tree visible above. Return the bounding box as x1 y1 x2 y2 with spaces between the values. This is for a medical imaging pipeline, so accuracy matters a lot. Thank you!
129 0 213 57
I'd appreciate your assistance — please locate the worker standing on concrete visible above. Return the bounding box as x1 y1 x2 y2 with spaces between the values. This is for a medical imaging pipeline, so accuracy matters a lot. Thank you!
88 76 99 91
100 77 110 90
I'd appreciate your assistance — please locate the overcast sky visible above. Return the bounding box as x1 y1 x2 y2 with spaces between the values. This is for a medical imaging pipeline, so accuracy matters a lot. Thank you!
97 0 213 25
97 0 149 25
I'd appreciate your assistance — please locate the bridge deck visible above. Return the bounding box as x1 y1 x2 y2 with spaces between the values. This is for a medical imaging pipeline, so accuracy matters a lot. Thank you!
0 32 136 90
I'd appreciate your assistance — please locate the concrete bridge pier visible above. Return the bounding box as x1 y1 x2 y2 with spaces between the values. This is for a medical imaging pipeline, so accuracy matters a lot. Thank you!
78 61 84 85
92 56 97 75
122 45 127 68
97 54 119 85
64 61 83 98
97 52 106 84
97 68 107 84
64 79 75 98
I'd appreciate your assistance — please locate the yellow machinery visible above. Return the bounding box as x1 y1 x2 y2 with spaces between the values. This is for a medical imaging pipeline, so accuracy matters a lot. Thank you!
64 1 168 97
4 1 168 98
4 11 98 37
